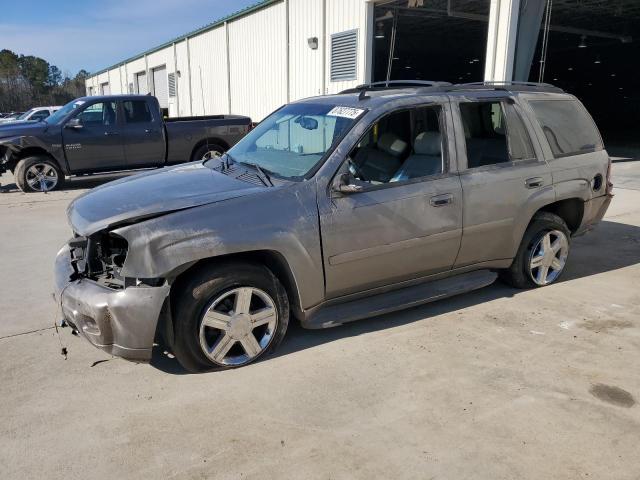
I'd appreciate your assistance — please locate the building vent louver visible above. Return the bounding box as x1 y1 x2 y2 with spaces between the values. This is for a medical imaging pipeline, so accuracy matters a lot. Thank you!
168 73 177 97
330 29 358 82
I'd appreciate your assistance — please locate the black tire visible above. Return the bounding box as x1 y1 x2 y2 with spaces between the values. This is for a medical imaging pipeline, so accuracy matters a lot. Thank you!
172 261 289 373
499 211 571 289
191 142 226 161
15 155 64 193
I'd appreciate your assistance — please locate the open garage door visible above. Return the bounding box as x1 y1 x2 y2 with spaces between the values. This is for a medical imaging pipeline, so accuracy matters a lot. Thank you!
372 1 490 84
518 0 640 157
152 66 169 110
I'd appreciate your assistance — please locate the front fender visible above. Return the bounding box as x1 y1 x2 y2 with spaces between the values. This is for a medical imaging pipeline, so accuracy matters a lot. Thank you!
112 183 325 309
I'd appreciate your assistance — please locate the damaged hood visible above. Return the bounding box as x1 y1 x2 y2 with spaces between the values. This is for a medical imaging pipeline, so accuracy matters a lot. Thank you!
68 162 265 236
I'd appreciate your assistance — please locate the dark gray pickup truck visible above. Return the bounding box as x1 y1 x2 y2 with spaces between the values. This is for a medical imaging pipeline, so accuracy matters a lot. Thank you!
0 94 251 192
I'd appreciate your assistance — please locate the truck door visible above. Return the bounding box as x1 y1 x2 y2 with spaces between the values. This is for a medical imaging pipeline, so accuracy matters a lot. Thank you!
319 101 463 298
63 101 126 172
121 99 165 168
451 96 555 267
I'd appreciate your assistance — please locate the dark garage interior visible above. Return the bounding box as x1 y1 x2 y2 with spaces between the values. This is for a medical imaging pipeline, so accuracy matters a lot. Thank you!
373 0 640 156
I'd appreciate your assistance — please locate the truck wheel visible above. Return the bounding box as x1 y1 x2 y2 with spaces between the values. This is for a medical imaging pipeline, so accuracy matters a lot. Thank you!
499 212 571 289
172 262 289 373
15 156 64 193
192 143 226 161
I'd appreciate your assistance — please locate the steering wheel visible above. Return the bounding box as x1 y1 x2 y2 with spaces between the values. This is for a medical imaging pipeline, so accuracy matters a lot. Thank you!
348 158 367 182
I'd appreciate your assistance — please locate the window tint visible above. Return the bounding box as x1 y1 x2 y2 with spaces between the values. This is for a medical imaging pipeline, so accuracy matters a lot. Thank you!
123 100 154 123
30 110 50 120
460 100 535 168
77 102 117 126
347 105 444 186
529 99 603 157
503 103 536 161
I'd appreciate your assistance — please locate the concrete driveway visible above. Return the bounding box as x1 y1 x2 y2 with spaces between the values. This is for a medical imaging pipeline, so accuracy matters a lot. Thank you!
1 164 639 479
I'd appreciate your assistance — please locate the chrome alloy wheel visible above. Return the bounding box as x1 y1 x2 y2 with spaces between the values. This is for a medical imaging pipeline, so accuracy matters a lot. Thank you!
199 287 278 366
201 150 223 160
26 163 59 191
528 229 569 286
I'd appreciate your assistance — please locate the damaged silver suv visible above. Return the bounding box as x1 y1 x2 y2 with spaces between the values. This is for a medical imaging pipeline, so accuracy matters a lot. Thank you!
54 81 613 372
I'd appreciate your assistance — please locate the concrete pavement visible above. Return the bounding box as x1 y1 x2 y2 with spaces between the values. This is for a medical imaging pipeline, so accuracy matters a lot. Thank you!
1 165 639 479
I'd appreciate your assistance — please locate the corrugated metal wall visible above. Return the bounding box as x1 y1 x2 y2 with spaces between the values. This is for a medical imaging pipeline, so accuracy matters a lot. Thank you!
188 26 229 116
228 2 288 120
86 0 372 121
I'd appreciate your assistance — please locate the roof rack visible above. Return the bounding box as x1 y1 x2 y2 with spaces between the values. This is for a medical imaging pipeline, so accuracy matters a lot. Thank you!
339 80 452 94
445 81 564 93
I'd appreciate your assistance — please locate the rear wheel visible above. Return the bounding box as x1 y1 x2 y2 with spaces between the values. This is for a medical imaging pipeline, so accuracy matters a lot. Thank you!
500 212 571 289
191 142 226 161
15 156 64 192
172 262 289 372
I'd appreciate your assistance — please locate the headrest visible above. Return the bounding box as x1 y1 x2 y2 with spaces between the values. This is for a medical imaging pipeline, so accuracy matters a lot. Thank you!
414 131 441 156
377 132 408 158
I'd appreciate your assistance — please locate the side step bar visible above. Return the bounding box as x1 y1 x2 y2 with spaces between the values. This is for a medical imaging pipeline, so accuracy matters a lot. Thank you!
302 270 497 329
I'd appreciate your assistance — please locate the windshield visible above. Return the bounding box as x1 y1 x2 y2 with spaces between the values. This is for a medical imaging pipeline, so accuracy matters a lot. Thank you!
17 109 36 120
45 99 87 124
221 103 364 179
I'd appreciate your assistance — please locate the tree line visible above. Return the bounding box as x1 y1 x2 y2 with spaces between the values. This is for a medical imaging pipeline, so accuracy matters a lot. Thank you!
0 49 89 113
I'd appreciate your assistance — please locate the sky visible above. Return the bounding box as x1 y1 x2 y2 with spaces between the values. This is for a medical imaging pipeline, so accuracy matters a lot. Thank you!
1 0 259 76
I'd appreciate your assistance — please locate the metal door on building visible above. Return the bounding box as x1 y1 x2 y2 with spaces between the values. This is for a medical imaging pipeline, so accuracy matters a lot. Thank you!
136 71 148 94
152 66 169 109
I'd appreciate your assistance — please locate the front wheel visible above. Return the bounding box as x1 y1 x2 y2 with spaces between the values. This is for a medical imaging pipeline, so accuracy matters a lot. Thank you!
14 156 64 192
500 212 571 289
172 262 289 372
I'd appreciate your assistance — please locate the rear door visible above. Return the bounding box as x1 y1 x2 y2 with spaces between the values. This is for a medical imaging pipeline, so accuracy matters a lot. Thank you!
452 95 555 267
319 100 463 298
121 99 165 168
63 100 125 172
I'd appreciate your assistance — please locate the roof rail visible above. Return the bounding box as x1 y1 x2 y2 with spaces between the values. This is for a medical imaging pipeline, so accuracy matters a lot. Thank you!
339 80 451 94
446 81 564 93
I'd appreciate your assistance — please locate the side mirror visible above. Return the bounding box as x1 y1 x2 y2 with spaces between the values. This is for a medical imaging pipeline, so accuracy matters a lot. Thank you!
65 118 83 129
333 172 363 194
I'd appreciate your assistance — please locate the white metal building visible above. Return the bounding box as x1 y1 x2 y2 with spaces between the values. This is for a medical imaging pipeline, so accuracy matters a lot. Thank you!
86 0 639 148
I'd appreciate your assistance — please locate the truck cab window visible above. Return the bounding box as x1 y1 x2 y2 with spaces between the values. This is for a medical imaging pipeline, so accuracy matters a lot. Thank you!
460 100 535 169
77 102 117 127
348 105 444 185
123 100 153 123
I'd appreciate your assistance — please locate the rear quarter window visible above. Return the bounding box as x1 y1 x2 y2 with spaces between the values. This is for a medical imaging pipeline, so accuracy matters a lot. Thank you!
528 99 603 158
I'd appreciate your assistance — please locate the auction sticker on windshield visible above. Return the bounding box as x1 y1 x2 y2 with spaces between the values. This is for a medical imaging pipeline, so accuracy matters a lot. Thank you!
327 106 364 119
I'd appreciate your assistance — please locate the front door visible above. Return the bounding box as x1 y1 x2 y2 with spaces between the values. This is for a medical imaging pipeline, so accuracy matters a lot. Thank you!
121 99 165 168
63 101 125 172
319 102 463 298
452 96 555 267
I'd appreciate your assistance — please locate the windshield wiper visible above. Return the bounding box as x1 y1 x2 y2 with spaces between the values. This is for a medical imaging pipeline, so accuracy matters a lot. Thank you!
239 161 274 187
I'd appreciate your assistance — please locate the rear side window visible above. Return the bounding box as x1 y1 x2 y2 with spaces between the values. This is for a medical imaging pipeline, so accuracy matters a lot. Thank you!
459 100 536 168
528 99 603 158
123 100 154 123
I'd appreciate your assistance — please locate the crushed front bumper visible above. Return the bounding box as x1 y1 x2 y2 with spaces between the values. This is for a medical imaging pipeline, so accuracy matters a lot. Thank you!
53 244 170 361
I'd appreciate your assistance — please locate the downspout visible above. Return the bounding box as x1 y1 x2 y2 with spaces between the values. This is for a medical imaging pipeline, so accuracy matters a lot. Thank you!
186 37 193 116
321 0 327 94
172 42 180 116
225 21 232 114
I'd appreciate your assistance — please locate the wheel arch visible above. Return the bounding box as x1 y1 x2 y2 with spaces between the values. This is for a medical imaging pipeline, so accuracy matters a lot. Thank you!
534 197 584 234
169 250 302 314
7 147 59 172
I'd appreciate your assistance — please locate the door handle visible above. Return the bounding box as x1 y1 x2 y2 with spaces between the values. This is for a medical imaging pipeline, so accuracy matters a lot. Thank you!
430 193 454 207
144 129 158 134
104 131 119 136
525 177 544 189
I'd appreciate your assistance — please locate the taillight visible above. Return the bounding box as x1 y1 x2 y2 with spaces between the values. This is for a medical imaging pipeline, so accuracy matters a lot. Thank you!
606 157 613 194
